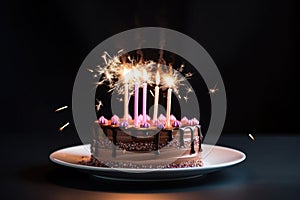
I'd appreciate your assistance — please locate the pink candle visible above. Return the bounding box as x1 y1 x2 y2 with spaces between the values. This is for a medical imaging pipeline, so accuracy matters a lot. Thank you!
134 82 139 127
142 82 147 123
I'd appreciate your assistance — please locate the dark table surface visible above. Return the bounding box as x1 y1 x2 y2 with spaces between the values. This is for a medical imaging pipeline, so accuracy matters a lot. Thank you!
2 132 300 200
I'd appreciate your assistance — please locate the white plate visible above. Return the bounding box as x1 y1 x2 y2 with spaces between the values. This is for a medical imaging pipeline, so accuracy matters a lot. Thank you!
49 144 246 181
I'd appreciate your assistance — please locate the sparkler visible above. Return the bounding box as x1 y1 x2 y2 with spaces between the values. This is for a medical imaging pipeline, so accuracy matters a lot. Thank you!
93 51 191 96
55 50 199 134
59 122 70 132
92 49 196 121
55 106 68 112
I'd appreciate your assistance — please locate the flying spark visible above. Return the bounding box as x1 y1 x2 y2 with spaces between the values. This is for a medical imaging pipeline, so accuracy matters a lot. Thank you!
86 68 94 73
118 49 124 54
95 99 103 112
59 122 70 132
185 72 193 78
184 96 189 102
178 64 184 72
248 133 255 141
55 106 68 112
150 90 154 97
186 87 193 93
209 82 219 95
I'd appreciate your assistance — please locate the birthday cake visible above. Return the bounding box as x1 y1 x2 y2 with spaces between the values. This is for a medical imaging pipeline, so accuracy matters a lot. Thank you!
80 114 203 168
79 51 204 168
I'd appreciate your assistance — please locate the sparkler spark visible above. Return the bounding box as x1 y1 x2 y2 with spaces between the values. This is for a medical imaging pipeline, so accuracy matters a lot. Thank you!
183 96 189 102
248 133 255 141
118 49 124 54
161 68 186 96
209 82 219 95
92 50 195 109
185 72 193 78
149 90 154 97
55 106 68 112
178 64 184 72
95 99 103 112
59 122 70 132
186 87 193 93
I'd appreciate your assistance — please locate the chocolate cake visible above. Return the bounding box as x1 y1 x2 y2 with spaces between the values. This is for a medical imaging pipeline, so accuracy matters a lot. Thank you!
81 115 204 168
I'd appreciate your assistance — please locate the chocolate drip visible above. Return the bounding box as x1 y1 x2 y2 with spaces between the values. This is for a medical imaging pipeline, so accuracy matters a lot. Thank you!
167 129 173 142
196 125 203 152
182 126 195 154
154 133 160 155
189 127 195 154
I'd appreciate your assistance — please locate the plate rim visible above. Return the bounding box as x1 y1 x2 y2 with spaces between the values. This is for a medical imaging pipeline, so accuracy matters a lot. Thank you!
49 144 246 173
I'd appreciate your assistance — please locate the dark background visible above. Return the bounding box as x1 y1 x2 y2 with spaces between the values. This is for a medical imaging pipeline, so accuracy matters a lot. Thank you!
1 1 300 199
1 0 299 137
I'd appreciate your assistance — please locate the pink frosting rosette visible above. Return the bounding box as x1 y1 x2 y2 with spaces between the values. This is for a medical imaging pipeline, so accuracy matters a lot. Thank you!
170 114 177 122
180 116 189 126
111 115 119 125
156 122 165 129
158 114 166 123
141 122 150 128
98 116 108 124
138 114 151 122
190 117 199 125
172 120 182 127
119 120 128 127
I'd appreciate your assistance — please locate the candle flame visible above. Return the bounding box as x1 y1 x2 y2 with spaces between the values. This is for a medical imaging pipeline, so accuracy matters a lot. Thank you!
59 122 70 132
55 106 68 112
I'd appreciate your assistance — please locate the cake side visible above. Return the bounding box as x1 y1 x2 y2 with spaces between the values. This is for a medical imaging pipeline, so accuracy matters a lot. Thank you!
84 122 203 168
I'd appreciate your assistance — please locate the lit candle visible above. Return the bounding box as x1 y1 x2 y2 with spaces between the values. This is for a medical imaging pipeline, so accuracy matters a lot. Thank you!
134 82 139 127
166 88 172 128
153 70 160 121
142 69 148 124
